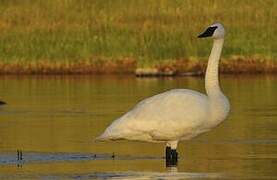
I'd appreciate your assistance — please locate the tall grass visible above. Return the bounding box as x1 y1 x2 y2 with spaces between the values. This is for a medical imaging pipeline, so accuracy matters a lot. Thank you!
0 0 276 71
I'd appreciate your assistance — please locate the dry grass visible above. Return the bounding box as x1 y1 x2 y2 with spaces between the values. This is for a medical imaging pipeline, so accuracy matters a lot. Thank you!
0 58 136 74
1 57 277 75
154 56 277 75
0 0 276 74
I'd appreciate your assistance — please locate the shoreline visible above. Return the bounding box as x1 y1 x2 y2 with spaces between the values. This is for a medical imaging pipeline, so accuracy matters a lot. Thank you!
0 58 277 76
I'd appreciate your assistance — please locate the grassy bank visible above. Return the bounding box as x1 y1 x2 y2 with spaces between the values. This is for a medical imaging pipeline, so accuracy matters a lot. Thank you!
0 0 276 74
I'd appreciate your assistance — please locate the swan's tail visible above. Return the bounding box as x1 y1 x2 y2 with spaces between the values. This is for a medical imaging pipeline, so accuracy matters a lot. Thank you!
94 134 108 142
95 131 124 142
94 131 115 142
94 122 124 142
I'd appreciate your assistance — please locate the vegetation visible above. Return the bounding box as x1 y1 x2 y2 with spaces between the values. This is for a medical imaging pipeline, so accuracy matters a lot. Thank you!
0 0 276 74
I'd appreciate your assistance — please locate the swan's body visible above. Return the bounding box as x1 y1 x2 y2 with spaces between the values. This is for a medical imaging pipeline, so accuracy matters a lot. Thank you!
96 23 230 164
99 89 209 142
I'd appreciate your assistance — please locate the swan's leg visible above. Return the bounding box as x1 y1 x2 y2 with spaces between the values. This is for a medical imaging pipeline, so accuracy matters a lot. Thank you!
169 141 178 164
165 142 172 166
165 141 178 166
171 149 178 165
165 146 171 160
165 146 171 166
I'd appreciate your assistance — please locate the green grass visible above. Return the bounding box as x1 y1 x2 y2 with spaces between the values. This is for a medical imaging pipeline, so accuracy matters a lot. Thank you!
0 0 276 70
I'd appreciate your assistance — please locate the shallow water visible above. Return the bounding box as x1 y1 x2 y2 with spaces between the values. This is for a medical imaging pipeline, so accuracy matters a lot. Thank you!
0 75 277 179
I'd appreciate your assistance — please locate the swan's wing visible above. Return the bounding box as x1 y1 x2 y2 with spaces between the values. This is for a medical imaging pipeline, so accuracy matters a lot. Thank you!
97 89 209 142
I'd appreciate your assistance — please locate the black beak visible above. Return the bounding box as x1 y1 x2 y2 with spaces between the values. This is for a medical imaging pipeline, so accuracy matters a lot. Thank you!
198 26 218 38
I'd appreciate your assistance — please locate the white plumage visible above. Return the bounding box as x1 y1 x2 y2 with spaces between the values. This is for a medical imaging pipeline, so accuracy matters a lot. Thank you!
96 23 230 152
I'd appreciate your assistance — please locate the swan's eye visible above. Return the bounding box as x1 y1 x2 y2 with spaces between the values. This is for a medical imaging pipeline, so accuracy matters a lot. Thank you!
198 26 218 38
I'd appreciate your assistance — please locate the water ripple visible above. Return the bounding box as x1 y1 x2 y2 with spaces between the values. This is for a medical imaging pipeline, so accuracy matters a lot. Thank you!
0 152 161 165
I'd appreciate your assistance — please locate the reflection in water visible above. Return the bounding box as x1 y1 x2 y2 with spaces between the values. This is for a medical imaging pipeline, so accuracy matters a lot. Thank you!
0 75 277 179
0 151 226 179
0 170 225 180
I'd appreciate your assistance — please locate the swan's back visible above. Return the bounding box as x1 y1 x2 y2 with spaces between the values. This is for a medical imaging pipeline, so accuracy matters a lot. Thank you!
97 89 210 142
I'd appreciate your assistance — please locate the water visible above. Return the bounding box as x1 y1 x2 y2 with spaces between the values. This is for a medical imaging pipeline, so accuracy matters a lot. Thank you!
0 75 277 179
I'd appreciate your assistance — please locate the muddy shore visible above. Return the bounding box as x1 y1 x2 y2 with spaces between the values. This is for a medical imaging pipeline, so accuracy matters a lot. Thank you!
0 58 276 76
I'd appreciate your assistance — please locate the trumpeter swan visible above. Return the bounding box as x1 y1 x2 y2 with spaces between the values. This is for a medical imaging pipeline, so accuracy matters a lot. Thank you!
96 23 230 165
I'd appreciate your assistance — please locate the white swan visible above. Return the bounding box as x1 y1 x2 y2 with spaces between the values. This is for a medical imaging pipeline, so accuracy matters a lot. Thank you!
96 23 230 165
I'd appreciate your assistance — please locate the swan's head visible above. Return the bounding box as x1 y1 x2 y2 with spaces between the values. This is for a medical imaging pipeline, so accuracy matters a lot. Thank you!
198 23 225 39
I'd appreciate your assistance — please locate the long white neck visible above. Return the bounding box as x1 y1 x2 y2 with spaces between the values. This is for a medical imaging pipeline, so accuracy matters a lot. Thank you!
205 38 224 97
